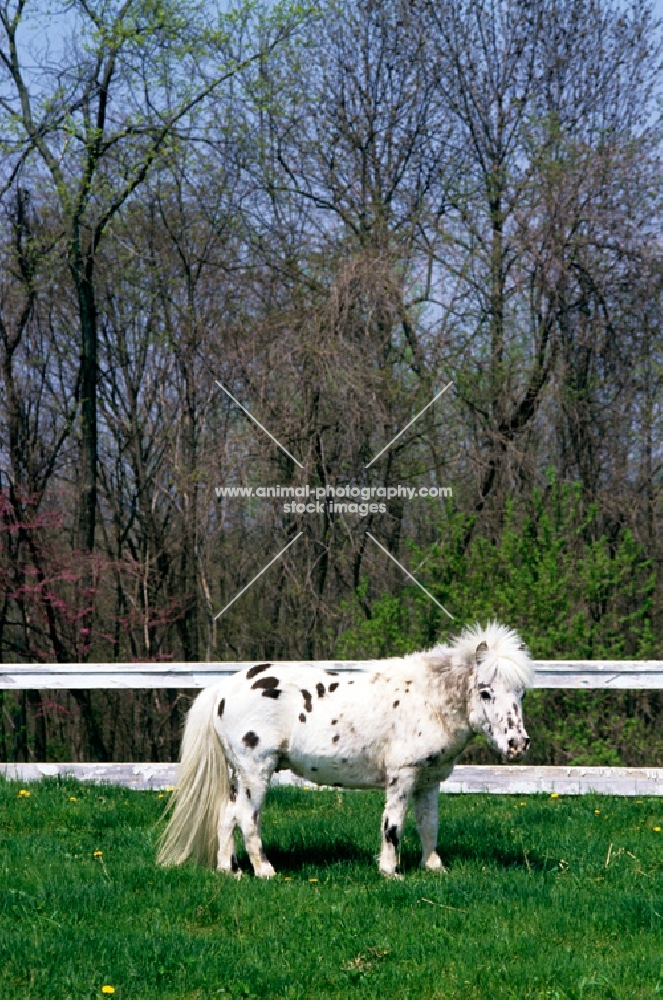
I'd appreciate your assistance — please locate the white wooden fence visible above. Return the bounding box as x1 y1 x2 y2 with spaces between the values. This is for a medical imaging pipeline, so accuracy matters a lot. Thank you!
2 659 663 689
2 660 662 795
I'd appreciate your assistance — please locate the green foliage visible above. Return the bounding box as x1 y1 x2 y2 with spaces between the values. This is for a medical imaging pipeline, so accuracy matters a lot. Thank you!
335 579 423 659
519 689 663 768
336 478 659 765
338 477 656 659
1 779 662 999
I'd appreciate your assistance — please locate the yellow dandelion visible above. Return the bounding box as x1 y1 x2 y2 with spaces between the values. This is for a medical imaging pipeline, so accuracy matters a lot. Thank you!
284 877 291 881
18 789 30 797
594 809 600 815
94 850 103 858
70 796 77 802
166 786 174 792
654 826 661 832
550 792 559 799
519 802 526 807
157 793 165 799
101 987 115 995
309 878 319 883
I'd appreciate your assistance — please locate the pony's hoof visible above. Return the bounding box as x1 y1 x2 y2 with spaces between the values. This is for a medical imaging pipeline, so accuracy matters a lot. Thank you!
218 855 243 879
379 867 404 880
218 866 243 880
422 854 448 873
255 861 276 879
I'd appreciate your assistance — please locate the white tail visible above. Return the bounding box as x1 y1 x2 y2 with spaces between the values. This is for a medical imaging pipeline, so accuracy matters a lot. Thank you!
157 684 228 868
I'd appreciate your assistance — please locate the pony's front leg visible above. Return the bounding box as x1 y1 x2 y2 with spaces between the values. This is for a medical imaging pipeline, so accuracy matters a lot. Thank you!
413 783 447 872
380 767 417 877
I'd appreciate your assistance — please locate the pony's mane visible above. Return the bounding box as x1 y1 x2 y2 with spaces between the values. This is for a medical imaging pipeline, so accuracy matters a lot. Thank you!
449 621 534 691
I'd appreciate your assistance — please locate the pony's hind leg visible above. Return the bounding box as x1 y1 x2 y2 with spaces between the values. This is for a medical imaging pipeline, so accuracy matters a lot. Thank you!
217 773 241 877
413 783 447 872
235 771 275 878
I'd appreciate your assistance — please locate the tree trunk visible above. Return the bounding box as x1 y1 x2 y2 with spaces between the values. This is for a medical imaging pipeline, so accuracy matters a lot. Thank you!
74 260 98 553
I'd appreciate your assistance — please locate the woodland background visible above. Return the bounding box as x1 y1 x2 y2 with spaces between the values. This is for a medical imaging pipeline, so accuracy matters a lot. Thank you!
0 0 661 766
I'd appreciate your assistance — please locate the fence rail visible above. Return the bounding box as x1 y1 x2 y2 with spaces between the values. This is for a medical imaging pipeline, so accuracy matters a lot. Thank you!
2 762 662 796
2 660 663 689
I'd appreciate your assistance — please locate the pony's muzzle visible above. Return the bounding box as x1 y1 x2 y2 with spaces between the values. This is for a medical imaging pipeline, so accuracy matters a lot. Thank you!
506 734 530 759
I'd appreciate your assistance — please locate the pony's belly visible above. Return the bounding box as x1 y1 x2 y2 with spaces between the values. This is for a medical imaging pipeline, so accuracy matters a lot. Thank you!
285 750 384 789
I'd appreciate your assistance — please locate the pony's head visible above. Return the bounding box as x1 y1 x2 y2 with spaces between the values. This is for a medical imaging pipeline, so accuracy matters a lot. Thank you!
458 622 533 760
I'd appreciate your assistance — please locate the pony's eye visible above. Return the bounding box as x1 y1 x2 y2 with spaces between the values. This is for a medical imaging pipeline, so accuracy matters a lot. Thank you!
480 690 492 702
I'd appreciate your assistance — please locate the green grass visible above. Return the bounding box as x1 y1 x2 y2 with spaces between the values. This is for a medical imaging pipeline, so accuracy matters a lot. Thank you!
1 779 662 999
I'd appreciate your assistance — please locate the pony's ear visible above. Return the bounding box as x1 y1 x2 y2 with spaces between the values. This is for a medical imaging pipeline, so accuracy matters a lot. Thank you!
475 640 489 665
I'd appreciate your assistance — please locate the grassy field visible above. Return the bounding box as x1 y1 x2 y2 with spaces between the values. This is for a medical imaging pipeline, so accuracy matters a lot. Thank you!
0 778 661 1000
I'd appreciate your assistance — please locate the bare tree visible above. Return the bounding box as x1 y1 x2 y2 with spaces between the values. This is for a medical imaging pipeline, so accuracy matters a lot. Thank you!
0 0 301 551
426 0 661 532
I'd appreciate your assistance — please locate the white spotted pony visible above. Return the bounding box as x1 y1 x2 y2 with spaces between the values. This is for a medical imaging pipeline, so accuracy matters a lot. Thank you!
158 622 533 878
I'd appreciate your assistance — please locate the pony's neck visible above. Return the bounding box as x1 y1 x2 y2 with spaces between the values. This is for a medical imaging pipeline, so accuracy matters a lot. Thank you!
427 658 475 742
456 662 475 742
